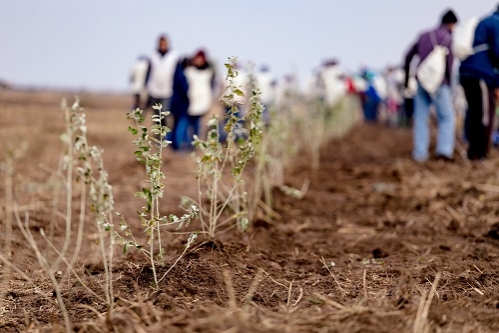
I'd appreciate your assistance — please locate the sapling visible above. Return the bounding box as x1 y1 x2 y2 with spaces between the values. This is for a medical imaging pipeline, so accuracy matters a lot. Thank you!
0 143 26 317
2 99 119 332
118 105 198 287
61 98 116 311
191 57 264 238
252 91 303 212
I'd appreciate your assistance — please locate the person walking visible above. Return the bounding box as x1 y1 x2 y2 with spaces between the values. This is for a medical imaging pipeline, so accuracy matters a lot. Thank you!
404 10 458 162
129 55 149 110
459 5 499 161
145 35 179 129
255 65 277 125
384 66 404 127
401 73 418 128
184 50 216 144
359 69 385 123
169 57 190 150
319 60 347 108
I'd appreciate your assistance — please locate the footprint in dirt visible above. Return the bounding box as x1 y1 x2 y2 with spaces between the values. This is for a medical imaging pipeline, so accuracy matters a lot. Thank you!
372 247 389 259
486 223 499 240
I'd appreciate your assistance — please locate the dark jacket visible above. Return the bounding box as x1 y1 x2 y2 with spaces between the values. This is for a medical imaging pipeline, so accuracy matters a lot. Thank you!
404 25 454 87
460 12 499 88
170 61 190 118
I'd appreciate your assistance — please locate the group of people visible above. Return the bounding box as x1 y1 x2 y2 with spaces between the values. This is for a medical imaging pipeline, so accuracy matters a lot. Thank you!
130 36 282 150
337 5 499 163
404 6 499 162
306 60 413 127
131 4 499 162
130 35 217 150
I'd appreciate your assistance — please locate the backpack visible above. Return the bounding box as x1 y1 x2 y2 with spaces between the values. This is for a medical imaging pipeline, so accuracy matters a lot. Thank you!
417 31 449 95
452 17 489 61
453 17 479 60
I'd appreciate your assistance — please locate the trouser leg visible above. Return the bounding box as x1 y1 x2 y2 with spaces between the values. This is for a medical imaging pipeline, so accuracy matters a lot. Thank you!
434 85 455 158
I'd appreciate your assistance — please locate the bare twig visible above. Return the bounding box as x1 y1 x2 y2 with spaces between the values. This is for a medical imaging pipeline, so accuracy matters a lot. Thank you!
260 269 289 289
1 156 13 312
15 208 71 332
363 269 368 299
223 270 237 311
413 272 441 333
242 269 263 309
320 256 346 295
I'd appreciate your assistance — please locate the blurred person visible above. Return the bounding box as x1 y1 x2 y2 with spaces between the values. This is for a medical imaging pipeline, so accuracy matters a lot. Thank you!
305 69 324 102
404 10 458 162
255 64 277 125
401 51 420 127
351 74 368 94
276 74 299 112
359 69 386 123
401 72 418 128
384 66 404 127
169 57 190 151
129 55 149 110
319 59 347 108
145 34 179 129
345 76 358 95
184 50 216 143
459 5 499 160
219 61 250 142
453 84 467 143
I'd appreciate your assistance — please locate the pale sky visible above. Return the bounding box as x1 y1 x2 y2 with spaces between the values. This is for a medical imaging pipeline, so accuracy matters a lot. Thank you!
1 1 498 92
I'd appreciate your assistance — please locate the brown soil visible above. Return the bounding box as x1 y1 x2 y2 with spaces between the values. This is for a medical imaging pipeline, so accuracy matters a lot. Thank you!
1 90 499 332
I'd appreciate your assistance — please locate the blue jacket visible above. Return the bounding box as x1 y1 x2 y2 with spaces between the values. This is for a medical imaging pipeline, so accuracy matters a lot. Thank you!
460 12 499 88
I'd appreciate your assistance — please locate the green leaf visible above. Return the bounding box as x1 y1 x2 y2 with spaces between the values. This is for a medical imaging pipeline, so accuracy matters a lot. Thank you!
234 89 244 97
128 126 138 135
152 103 163 111
142 187 152 198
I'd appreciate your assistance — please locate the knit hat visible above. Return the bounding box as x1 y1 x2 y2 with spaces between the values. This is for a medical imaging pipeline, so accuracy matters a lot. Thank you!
193 49 206 62
441 10 458 24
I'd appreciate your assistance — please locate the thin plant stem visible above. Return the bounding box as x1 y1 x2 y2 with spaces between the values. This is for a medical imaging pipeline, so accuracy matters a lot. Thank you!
15 209 71 333
0 253 54 303
1 157 13 312
39 229 106 303
68 180 87 276
50 153 64 240
97 221 111 305
157 234 197 284
150 229 158 287
53 107 74 271
107 214 115 311
197 175 207 235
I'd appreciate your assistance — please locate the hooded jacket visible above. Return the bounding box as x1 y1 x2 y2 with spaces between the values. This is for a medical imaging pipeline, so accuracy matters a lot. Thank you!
459 11 499 88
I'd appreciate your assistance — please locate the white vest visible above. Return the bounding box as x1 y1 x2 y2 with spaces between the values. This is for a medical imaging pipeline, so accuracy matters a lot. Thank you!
255 72 276 105
230 70 249 105
320 65 347 107
185 66 214 116
130 58 149 94
147 50 178 98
